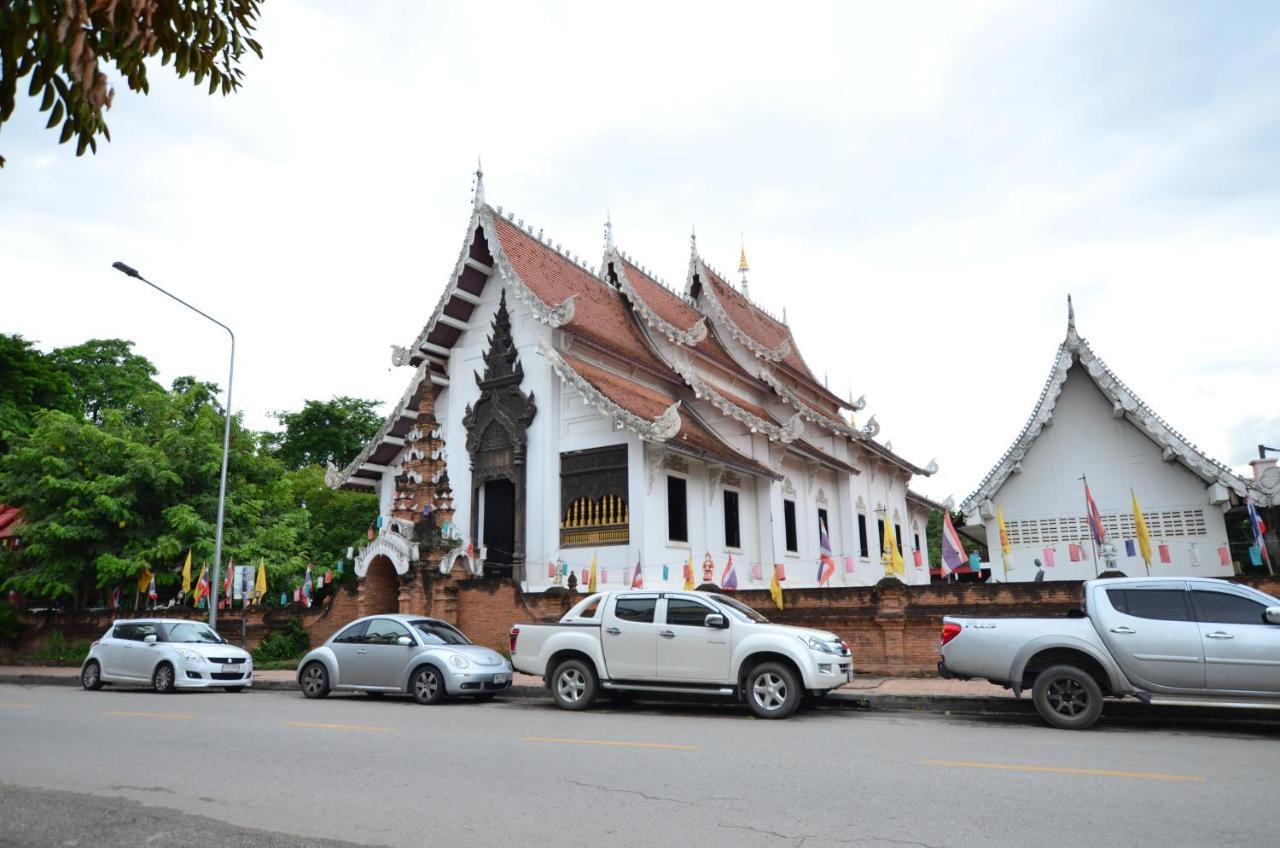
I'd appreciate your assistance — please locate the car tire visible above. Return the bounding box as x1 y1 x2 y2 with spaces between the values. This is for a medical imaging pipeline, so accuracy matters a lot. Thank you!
81 660 103 691
1032 664 1104 730
223 687 246 693
550 659 597 711
411 666 446 705
299 662 330 699
152 662 176 694
745 662 801 719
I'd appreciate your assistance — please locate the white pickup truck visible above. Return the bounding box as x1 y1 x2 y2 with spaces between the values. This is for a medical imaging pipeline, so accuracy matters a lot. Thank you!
510 590 852 719
939 576 1280 729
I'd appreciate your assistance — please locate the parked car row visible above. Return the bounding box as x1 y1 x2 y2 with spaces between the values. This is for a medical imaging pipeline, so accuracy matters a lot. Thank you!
80 619 254 693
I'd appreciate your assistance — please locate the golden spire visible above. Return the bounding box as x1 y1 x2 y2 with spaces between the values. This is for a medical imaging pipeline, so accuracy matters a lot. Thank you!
738 237 750 297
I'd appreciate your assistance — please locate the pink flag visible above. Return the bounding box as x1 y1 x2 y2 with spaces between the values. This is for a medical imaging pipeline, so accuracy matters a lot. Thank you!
1218 546 1231 567
1069 543 1082 562
750 563 763 582
547 562 556 578
1043 547 1056 567
1158 544 1171 564
293 588 301 603
843 555 855 574
581 569 589 586
601 569 609 584
912 550 923 568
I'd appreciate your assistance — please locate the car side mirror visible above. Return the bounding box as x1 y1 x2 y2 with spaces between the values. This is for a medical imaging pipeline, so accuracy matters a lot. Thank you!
1265 607 1280 625
143 634 157 644
704 613 727 629
397 635 413 646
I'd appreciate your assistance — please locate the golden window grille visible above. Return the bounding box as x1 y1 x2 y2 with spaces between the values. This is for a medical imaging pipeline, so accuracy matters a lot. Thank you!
560 494 630 547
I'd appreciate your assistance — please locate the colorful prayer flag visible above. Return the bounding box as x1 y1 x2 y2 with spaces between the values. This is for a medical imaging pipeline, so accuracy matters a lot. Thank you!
1218 546 1231 567
222 558 234 601
1190 542 1201 567
293 588 301 603
279 592 287 606
817 519 836 586
1250 545 1263 566
1125 539 1136 557
1069 543 1082 563
588 552 598 593
137 569 153 593
661 564 670 581
843 555 855 574
631 557 644 589
1131 490 1153 568
147 573 158 601
968 552 981 573
1158 543 1171 564
193 566 210 606
683 552 695 590
1043 547 1055 567
548 562 556 579
751 563 763 581
181 550 192 595
721 555 738 591
255 559 267 601
302 563 313 608
1247 499 1271 568
940 511 966 576
912 549 923 569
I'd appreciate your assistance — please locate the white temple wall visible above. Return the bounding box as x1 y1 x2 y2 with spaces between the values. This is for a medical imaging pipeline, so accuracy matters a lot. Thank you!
976 370 1230 581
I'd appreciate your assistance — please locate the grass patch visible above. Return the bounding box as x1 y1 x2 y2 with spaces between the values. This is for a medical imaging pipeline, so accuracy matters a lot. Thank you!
254 659 300 671
25 632 92 667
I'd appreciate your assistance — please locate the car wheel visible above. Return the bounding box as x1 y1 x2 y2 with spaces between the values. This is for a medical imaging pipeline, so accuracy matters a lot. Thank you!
551 659 597 711
411 666 446 705
1032 664 1104 730
152 662 176 694
81 660 103 691
299 662 330 699
746 662 800 719
223 687 246 693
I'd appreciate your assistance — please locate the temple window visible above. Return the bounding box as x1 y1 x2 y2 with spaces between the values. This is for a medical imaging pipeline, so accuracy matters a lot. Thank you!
667 475 688 543
783 499 798 553
723 489 741 549
559 445 629 547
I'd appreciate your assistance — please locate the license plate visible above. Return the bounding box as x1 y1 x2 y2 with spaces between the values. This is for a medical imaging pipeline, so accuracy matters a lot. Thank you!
221 664 237 673
492 673 509 684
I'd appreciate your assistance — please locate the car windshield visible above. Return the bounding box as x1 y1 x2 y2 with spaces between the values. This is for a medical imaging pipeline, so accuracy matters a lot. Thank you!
709 594 770 623
410 620 471 646
164 622 225 643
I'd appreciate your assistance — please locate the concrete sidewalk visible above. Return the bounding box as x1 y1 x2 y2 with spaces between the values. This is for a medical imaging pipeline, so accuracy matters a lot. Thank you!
0 664 1022 713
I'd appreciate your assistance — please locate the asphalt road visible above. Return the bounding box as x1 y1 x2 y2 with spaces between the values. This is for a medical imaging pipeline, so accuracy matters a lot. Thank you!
1 683 1277 848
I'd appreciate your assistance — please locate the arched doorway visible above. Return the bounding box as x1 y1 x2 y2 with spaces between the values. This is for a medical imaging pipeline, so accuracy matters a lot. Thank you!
361 555 400 616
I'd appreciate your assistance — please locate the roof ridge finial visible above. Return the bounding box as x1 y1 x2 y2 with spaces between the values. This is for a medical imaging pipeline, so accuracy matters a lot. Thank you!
690 224 698 256
782 305 788 324
1067 293 1075 333
738 234 750 298
473 157 484 211
604 211 615 251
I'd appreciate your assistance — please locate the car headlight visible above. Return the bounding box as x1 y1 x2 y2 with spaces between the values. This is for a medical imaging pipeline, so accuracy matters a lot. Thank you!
448 654 470 669
803 636 835 654
177 649 202 664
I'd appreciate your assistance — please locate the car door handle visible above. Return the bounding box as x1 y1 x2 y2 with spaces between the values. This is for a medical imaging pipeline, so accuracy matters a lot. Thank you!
1109 626 1136 634
1205 632 1235 640
356 649 369 654
606 627 621 635
659 630 675 639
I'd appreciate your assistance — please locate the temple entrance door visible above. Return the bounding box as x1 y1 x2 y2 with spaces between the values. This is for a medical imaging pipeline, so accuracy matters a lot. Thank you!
360 555 400 617
482 478 516 566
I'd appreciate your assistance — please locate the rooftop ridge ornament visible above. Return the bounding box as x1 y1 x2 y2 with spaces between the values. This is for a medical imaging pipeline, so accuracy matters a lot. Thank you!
738 238 750 298
472 159 485 210
604 212 615 251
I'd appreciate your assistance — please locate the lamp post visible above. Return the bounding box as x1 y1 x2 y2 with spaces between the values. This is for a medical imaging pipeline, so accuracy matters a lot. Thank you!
112 262 234 629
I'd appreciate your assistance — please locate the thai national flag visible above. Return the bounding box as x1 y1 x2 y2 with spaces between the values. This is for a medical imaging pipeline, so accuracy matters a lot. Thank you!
631 558 644 589
816 520 836 586
147 574 158 601
1247 500 1271 566
721 555 739 591
941 512 967 575
1084 481 1107 546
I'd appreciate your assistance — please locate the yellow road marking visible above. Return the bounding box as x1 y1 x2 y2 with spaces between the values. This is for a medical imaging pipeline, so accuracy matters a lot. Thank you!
283 721 395 734
922 759 1204 783
523 736 700 751
105 710 195 721
0 703 35 709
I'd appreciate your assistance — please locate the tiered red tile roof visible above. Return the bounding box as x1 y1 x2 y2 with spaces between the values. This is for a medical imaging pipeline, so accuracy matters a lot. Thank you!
0 505 23 547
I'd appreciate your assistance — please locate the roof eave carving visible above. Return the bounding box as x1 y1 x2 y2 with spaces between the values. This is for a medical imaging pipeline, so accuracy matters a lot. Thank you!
691 256 790 362
611 251 709 346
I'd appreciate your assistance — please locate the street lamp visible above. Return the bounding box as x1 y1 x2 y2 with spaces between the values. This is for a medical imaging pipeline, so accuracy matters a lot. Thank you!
111 261 235 629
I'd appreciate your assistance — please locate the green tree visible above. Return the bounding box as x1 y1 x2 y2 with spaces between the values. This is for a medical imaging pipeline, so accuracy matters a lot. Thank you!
286 465 375 585
269 396 383 471
0 0 264 167
48 338 164 423
0 334 74 452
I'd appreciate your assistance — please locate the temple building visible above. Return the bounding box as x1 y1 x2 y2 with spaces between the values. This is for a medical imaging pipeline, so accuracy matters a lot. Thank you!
960 298 1274 581
329 171 940 599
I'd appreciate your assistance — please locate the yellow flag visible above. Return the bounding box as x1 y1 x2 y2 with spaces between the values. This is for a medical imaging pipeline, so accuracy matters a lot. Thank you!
587 551 598 593
882 521 906 576
996 505 1013 576
181 550 192 594
137 568 153 593
769 564 784 610
255 559 267 600
1132 490 1153 566
683 551 696 590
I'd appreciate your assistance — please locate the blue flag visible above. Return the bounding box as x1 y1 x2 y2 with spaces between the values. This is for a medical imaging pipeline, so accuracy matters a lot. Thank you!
968 552 981 572
1250 546 1263 566
1125 539 1136 557
661 564 670 581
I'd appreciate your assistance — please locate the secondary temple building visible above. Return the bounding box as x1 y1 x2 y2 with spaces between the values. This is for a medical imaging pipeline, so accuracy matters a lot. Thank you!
960 297 1274 581
328 172 941 601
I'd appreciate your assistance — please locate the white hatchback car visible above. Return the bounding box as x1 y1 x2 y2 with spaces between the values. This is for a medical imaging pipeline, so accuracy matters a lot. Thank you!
80 618 253 693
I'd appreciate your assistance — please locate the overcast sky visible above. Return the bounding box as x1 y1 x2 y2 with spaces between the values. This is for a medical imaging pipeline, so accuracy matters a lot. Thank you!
3 1 1278 502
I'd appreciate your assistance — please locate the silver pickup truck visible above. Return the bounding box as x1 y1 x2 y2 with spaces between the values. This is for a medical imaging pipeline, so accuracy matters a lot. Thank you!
510 589 852 719
939 576 1280 729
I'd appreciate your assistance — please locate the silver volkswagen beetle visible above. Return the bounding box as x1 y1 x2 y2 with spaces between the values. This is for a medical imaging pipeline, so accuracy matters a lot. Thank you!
296 614 512 704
